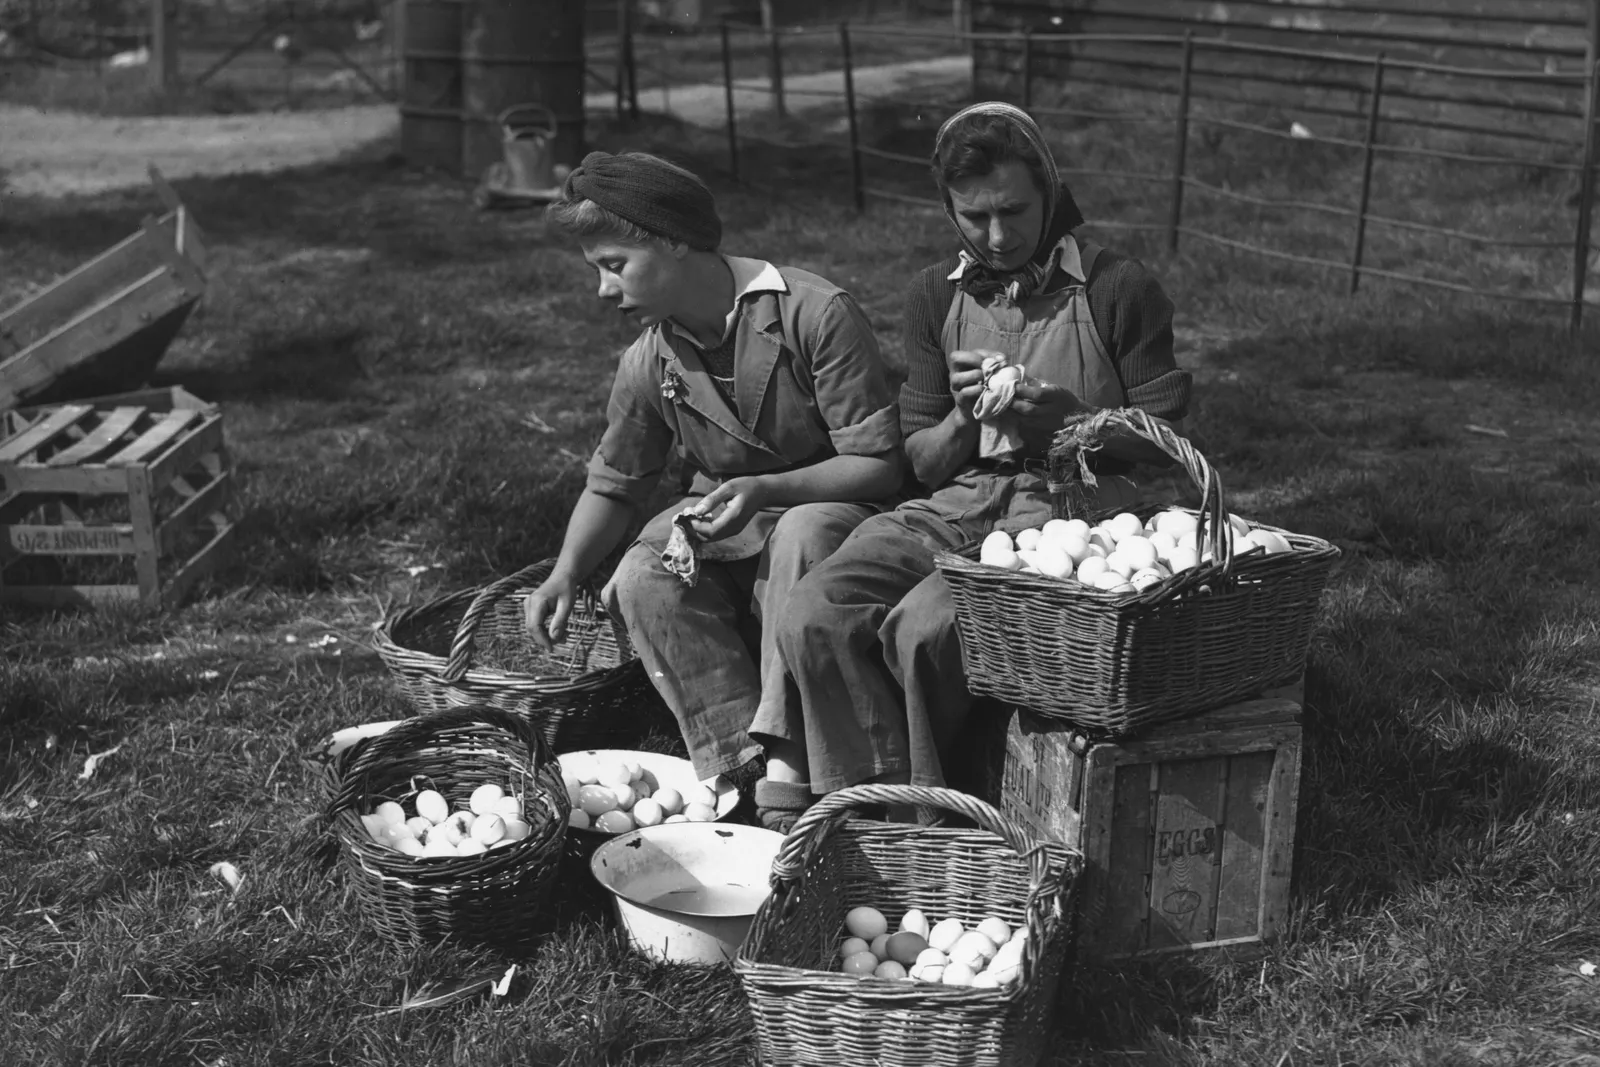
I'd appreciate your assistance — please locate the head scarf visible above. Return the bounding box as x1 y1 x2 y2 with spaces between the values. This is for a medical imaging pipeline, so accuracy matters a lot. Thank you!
560 151 722 250
932 102 1085 303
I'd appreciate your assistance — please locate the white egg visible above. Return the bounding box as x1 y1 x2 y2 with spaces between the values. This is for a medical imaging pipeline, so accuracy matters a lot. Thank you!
899 909 930 940
468 783 505 816
1016 549 1042 574
1227 513 1251 538
621 758 643 780
420 836 457 859
1167 546 1200 573
1014 528 1043 552
988 962 1022 986
972 971 1000 988
1103 554 1134 580
569 759 600 786
976 917 1011 946
1255 529 1292 554
683 802 718 823
942 961 978 986
1035 546 1074 579
492 795 523 820
1157 510 1199 539
980 530 1014 559
610 783 638 812
455 839 488 857
1107 512 1146 543
652 787 684 816
414 789 449 825
1063 518 1091 540
1087 528 1117 554
1148 530 1178 559
910 962 945 984
394 836 427 857
1040 519 1074 541
663 814 689 824
375 801 407 826
1117 536 1158 571
928 917 965 954
1076 556 1109 584
471 814 506 845
1060 534 1091 565
952 930 999 967
984 546 1022 571
682 783 717 810
1130 568 1166 592
436 820 465 847
360 813 389 841
404 816 432 838
631 797 665 826
597 761 633 789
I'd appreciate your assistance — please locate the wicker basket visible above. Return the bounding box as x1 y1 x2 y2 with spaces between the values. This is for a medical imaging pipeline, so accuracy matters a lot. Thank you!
326 705 571 952
372 559 674 753
934 408 1340 736
735 784 1081 1067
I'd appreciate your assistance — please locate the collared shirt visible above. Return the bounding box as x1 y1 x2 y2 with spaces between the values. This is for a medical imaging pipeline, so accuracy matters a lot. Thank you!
666 256 789 350
947 234 1086 290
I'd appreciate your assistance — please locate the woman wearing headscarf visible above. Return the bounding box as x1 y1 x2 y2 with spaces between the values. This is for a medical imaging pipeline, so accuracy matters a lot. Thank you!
750 103 1193 829
523 151 905 797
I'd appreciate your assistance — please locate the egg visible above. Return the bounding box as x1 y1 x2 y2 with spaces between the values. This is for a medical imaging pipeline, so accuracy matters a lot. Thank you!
840 936 872 959
1132 568 1168 591
1156 510 1199 539
1117 536 1158 571
404 816 433 838
631 778 654 800
1087 528 1117 554
421 836 457 858
569 759 600 786
1093 569 1129 592
1016 549 1042 574
988 961 1022 986
578 785 620 817
886 930 929 965
985 546 1022 571
845 906 889 940
597 761 633 789
1059 535 1091 565
663 814 689 824
980 531 1014 560
1167 546 1200 573
415 789 450 825
1108 512 1146 543
869 933 891 960
842 950 879 976
1063 518 1091 540
1035 545 1074 579
375 800 407 826
1227 513 1251 538
455 839 487 857
990 937 1026 970
1083 542 1108 559
1254 529 1292 554
493 795 524 820
610 783 638 812
928 917 965 954
913 947 949 970
682 783 718 810
1076 556 1109 584
910 962 946 984
899 909 930 939
436 819 465 847
468 783 505 816
653 787 685 816
360 813 389 841
1148 530 1178 559
595 810 635 834
950 931 999 970
971 971 1000 988
446 810 476 836
621 758 643 781
561 773 585 803
1102 554 1134 579
684 802 718 823
874 960 908 980
631 797 665 826
471 814 506 845
395 836 427 858
1014 528 1043 552
1040 519 1074 541
634 768 660 792
976 917 1011 946
568 810 591 830
942 961 978 986
502 817 531 841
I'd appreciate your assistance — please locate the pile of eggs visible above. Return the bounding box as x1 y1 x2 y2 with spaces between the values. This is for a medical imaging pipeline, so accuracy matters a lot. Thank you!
359 784 534 859
835 906 1027 988
563 755 720 834
978 509 1296 594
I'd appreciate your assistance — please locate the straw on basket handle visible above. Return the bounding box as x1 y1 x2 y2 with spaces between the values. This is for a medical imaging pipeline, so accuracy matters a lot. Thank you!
439 561 560 684
1054 407 1232 575
769 784 1076 991
326 704 549 822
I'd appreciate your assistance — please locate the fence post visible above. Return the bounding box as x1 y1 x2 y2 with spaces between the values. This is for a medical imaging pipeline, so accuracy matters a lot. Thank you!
721 20 740 181
1020 29 1033 111
1167 33 1194 253
1350 53 1386 296
615 0 628 120
626 3 640 119
841 22 865 212
149 0 177 90
1572 59 1599 333
770 27 786 119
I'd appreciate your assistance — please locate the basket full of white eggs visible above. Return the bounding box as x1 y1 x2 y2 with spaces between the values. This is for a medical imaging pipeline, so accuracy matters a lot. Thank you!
735 785 1081 1067
326 705 571 951
935 407 1340 735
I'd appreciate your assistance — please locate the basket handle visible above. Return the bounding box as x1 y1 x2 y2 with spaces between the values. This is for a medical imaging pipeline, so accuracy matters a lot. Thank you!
325 704 551 821
1053 407 1233 574
440 560 560 684
768 784 1077 984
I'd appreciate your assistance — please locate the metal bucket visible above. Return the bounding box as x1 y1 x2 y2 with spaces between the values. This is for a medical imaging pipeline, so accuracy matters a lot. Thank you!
499 104 560 193
589 823 785 965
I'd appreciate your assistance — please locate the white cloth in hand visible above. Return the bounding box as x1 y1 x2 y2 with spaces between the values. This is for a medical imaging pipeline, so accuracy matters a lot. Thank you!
972 355 1025 459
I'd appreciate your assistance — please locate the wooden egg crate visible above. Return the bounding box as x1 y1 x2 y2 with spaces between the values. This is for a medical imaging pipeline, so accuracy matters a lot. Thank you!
0 386 235 609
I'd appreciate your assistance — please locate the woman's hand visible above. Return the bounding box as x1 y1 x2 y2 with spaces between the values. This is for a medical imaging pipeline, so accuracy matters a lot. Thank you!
1009 379 1089 452
522 569 579 651
948 349 1002 421
689 476 771 541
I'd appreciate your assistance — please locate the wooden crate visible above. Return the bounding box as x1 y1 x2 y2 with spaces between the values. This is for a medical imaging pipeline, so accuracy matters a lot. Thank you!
0 386 235 610
0 167 207 412
964 695 1303 961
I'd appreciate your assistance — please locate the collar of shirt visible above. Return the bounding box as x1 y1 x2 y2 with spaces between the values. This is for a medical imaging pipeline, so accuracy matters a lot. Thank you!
946 233 1086 287
666 256 788 350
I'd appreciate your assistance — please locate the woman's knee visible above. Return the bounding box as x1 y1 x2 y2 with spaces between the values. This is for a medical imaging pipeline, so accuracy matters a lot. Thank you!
765 502 874 572
606 543 673 619
881 573 959 669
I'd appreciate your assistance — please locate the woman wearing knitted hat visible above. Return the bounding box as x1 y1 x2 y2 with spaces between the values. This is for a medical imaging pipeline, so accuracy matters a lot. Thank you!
756 103 1194 828
523 151 905 813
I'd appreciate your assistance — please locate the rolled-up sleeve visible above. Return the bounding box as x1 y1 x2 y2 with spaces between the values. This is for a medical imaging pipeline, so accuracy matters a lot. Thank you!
806 291 904 457
585 341 673 508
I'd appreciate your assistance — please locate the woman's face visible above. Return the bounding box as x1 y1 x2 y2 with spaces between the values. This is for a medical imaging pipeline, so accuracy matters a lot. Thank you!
580 236 685 329
946 159 1047 272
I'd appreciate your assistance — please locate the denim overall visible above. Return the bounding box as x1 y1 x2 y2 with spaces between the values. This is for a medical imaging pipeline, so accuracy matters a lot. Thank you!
764 238 1141 791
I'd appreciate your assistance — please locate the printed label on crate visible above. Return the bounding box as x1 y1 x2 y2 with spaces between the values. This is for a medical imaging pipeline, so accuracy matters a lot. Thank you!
1155 825 1221 866
6 525 128 555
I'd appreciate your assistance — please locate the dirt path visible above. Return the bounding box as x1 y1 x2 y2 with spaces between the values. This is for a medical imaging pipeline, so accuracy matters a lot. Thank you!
0 55 970 199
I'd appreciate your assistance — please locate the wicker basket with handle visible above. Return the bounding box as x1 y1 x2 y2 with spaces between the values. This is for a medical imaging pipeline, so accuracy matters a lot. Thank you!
326 704 570 952
735 784 1081 1067
933 408 1340 736
372 559 674 753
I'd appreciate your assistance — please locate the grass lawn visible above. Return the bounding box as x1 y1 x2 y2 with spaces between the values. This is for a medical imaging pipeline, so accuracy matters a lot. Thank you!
3 103 1600 1066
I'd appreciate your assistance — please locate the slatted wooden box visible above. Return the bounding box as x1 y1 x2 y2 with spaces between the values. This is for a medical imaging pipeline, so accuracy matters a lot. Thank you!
0 386 235 610
964 694 1303 961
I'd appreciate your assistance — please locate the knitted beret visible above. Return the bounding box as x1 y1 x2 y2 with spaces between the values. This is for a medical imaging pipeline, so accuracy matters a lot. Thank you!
562 151 722 250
